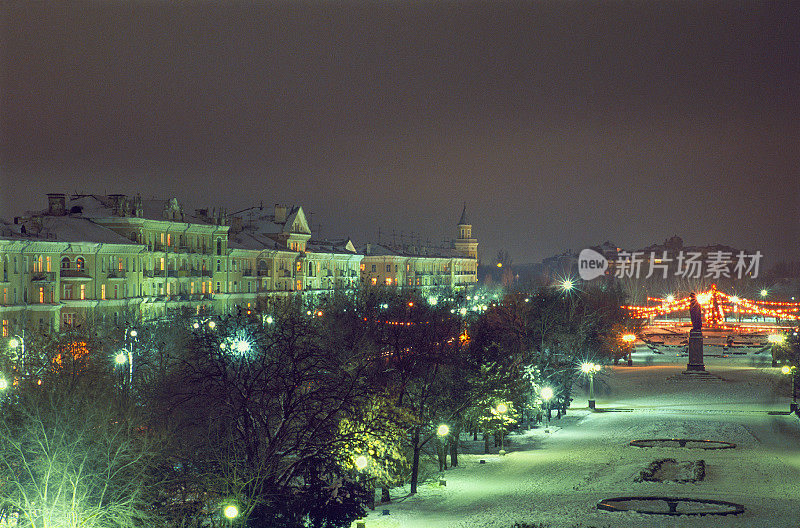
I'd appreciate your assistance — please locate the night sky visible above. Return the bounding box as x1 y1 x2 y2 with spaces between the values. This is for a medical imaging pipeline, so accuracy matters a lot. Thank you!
2 2 798 264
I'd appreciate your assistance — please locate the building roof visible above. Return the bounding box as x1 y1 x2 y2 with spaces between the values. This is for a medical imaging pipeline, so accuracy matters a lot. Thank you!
2 215 139 245
360 242 464 259
458 204 469 226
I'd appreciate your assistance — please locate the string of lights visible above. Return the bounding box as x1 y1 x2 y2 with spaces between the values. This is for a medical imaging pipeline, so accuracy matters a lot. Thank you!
624 286 800 320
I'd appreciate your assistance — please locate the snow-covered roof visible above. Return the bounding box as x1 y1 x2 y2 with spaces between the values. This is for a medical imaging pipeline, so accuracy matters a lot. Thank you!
3 216 139 245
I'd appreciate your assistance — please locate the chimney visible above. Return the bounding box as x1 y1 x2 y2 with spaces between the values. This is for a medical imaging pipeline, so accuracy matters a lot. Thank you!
365 243 371 255
274 204 288 224
47 193 66 216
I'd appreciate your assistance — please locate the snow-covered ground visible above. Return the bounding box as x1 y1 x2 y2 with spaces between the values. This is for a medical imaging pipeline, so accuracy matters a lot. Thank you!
354 349 800 527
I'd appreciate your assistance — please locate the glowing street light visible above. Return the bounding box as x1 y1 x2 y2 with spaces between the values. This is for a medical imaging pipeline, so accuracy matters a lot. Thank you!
541 387 554 427
115 352 128 365
0 378 8 390
223 504 239 522
208 320 216 330
760 289 769 298
495 404 508 454
265 315 274 324
768 334 786 345
781 365 798 413
353 454 375 509
665 294 675 303
581 363 602 410
560 279 574 292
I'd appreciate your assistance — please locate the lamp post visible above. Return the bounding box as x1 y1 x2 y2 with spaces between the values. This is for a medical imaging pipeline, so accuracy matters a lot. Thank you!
541 387 553 429
495 404 507 454
781 365 798 413
622 333 636 366
581 363 602 410
436 424 450 478
769 333 787 368
354 454 375 509
8 332 25 374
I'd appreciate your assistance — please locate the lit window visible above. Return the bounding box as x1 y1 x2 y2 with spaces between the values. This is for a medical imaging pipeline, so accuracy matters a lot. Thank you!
101 284 106 300
371 277 377 285
296 280 302 290
1 320 7 337
46 256 51 272
167 234 172 246
80 284 85 300
385 277 392 285
360 263 365 271
191 282 195 294
39 287 44 303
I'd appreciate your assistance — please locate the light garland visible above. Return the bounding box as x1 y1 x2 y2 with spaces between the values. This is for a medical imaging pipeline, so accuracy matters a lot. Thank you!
624 286 800 321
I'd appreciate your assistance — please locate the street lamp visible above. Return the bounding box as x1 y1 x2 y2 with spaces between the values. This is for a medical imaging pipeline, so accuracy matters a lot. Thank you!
581 363 602 410
760 289 769 298
781 365 798 413
495 404 508 454
223 504 239 524
0 378 8 390
8 333 25 373
621 333 636 366
541 387 554 428
354 455 375 509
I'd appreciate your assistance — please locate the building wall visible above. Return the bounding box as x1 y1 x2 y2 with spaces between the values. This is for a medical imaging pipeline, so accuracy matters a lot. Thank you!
0 202 478 333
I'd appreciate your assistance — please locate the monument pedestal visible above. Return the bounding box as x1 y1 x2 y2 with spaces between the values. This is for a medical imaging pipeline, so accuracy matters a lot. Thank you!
687 330 705 371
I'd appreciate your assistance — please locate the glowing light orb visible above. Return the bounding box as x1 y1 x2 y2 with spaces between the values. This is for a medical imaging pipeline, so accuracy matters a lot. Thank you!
437 424 450 436
129 329 138 337
768 334 786 344
781 365 792 375
541 387 554 401
496 403 507 414
207 321 216 330
561 279 574 291
0 379 8 390
265 315 274 324
223 504 239 519
622 334 636 343
459 307 467 315
8 338 19 349
355 455 368 470
665 294 675 303
233 339 251 355
581 362 594 373
115 352 127 365
760 289 769 298
428 296 438 305
192 322 200 329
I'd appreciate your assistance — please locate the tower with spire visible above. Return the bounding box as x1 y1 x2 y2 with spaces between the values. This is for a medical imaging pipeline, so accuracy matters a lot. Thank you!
454 204 478 259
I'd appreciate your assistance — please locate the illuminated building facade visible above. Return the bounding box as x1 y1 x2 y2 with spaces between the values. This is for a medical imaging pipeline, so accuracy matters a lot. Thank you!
0 194 477 333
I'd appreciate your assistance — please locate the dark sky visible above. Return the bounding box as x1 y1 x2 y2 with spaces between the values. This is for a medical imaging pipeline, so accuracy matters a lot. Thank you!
2 1 798 264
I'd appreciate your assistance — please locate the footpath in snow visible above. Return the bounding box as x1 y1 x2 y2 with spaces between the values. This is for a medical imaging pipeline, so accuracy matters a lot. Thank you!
353 350 800 528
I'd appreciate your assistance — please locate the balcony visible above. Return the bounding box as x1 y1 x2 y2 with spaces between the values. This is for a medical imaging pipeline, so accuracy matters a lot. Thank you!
258 269 271 277
30 271 56 282
107 271 127 280
242 269 256 277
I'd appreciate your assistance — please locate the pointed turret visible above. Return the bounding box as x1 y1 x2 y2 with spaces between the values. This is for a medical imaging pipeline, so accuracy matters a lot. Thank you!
454 204 478 259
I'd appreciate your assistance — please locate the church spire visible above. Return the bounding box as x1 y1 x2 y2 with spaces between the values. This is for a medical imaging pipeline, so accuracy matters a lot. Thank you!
458 203 469 226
